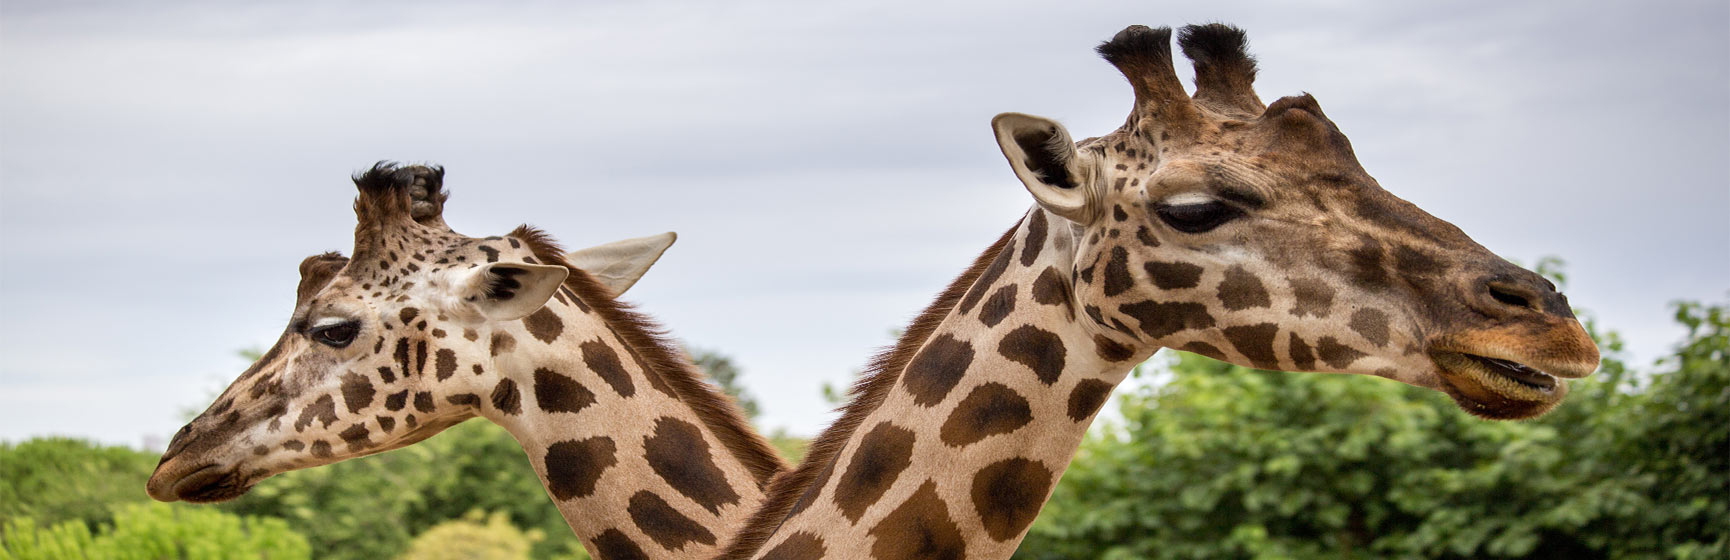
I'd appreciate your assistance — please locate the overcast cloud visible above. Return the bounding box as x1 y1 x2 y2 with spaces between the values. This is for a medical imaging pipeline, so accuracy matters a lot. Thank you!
2 0 1725 447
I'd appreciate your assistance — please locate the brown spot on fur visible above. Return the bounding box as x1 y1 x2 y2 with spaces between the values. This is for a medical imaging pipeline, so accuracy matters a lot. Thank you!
1348 236 1392 292
1223 323 1281 368
971 457 1055 542
628 490 717 550
543 436 616 500
761 532 826 560
490 332 517 357
581 339 636 397
339 373 374 414
281 440 305 452
940 382 1033 446
1290 277 1336 318
294 395 338 432
1135 225 1160 247
1350 308 1391 347
591 528 648 560
1144 261 1204 289
491 378 521 415
999 325 1066 385
832 422 917 522
1030 267 1075 319
901 334 975 406
1119 300 1216 339
393 338 412 377
1182 341 1227 360
433 348 458 381
414 340 427 376
1094 335 1135 362
644 417 741 514
310 440 332 458
1102 246 1134 296
338 423 370 451
1290 334 1317 371
376 416 395 433
1317 336 1367 369
868 480 965 560
1068 379 1114 421
523 306 564 343
1020 210 1047 266
978 284 1018 327
413 391 434 413
534 368 595 414
398 307 418 325
1218 266 1272 310
384 390 408 411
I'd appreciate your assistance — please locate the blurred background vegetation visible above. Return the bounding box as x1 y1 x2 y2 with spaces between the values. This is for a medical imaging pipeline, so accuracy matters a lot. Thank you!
2 268 1723 559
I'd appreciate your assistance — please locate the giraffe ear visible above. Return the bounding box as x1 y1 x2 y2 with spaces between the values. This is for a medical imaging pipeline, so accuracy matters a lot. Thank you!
457 263 570 321
993 112 1098 224
563 232 676 296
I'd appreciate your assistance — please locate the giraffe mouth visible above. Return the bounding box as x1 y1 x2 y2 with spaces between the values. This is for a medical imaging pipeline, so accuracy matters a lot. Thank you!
1463 354 1558 391
152 463 257 503
1428 350 1567 419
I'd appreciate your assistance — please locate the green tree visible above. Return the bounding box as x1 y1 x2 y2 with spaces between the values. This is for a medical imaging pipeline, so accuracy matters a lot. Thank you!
1 501 310 560
399 511 541 560
0 438 157 530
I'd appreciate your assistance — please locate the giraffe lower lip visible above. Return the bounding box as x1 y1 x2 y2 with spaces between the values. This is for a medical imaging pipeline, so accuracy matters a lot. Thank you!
171 464 253 503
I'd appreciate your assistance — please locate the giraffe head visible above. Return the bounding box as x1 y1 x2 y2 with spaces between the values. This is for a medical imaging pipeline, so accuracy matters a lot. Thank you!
146 164 677 503
991 25 1598 419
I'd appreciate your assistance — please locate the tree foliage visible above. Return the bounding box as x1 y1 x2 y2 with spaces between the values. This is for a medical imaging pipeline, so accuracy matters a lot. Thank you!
0 438 158 530
1018 301 1728 559
1 502 309 560
398 510 542 560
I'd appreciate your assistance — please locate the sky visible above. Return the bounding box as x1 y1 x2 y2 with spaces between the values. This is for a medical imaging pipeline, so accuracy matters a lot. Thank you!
2 0 1725 448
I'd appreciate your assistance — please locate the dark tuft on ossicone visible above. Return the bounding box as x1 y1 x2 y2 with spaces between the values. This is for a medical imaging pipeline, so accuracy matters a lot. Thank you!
1095 25 1176 71
1177 23 1255 71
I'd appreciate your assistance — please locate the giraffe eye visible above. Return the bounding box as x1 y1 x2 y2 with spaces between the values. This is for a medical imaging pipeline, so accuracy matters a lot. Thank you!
310 322 359 348
1155 201 1243 233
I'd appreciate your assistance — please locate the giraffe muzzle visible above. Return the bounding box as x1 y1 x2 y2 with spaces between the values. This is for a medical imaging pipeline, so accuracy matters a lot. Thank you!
146 461 256 503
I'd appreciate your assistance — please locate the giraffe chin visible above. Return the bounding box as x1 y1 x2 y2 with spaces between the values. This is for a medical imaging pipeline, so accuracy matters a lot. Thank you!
1428 350 1568 420
146 463 257 504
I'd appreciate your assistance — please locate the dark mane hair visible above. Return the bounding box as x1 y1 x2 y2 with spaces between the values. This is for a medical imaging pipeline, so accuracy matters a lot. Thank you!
718 219 1023 559
508 224 788 486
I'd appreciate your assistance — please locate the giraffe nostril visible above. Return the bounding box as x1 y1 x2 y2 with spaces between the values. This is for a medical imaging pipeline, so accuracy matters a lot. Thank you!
1487 283 1535 311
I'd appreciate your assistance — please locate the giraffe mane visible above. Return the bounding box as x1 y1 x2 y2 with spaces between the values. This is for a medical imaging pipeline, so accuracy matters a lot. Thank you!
718 218 1025 559
508 224 789 487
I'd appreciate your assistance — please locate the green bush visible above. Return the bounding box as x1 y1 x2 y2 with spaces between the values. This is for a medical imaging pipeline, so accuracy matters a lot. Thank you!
0 501 309 560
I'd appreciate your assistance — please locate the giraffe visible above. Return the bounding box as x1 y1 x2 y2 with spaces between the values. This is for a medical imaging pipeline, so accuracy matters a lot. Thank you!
144 163 788 559
721 24 1601 560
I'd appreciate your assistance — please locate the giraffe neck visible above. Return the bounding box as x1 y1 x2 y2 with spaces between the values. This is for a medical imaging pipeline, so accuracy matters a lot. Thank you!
730 208 1156 559
480 273 782 559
